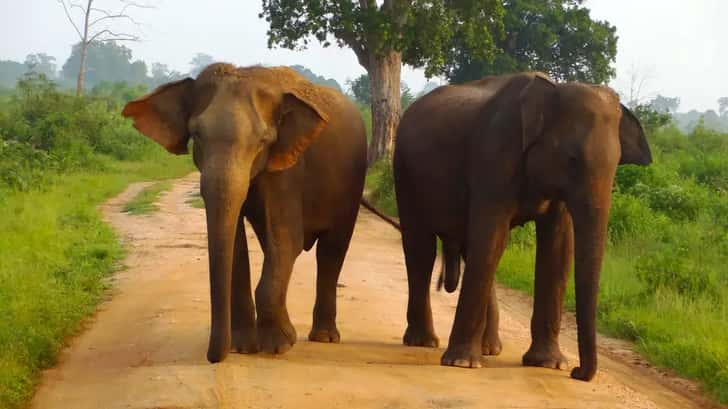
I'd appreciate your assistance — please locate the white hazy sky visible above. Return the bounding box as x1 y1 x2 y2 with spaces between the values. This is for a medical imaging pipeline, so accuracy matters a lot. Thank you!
1 1 726 112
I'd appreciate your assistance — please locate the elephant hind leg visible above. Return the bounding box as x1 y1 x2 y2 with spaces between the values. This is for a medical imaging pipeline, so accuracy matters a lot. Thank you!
231 213 257 354
402 225 439 348
522 202 572 370
308 227 355 343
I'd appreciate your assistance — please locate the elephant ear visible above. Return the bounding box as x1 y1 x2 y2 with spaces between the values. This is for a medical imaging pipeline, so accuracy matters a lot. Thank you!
121 78 194 155
519 73 557 152
618 104 652 165
266 84 330 172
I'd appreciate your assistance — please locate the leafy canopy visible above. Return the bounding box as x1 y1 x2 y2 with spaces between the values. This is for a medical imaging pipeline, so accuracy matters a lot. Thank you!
446 0 617 84
260 0 505 77
61 42 148 88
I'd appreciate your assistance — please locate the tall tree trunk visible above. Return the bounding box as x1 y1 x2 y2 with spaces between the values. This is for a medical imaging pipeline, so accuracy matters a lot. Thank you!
76 0 92 96
367 50 401 166
76 43 88 96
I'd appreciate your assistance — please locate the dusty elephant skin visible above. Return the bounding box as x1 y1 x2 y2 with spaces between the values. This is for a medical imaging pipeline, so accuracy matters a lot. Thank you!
393 72 652 380
121 63 367 362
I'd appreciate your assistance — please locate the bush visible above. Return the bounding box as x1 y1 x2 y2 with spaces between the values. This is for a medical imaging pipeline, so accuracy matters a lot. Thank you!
365 159 397 216
0 73 165 190
635 247 717 301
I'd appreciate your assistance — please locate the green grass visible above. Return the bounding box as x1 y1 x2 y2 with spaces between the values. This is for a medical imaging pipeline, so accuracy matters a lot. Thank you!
0 155 193 409
496 225 728 404
364 160 398 217
185 192 205 209
123 180 173 215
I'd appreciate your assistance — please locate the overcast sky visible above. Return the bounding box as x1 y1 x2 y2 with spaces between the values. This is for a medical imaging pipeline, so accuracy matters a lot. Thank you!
1 1 726 112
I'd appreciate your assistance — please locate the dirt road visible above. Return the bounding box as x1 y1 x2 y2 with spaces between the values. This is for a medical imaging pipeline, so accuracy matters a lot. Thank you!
31 174 714 409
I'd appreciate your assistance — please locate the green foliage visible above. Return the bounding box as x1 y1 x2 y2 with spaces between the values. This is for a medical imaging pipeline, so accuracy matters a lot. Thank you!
0 73 193 408
347 73 416 110
364 160 398 217
60 42 148 89
631 104 672 134
289 65 343 91
649 94 680 114
24 53 57 79
186 192 205 209
348 74 371 106
189 53 214 78
0 60 27 88
260 0 504 78
123 181 173 215
0 73 165 192
447 0 617 84
89 81 148 104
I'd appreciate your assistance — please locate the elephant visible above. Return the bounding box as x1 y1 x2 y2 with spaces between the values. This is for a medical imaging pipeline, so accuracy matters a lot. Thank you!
122 63 367 363
393 72 651 381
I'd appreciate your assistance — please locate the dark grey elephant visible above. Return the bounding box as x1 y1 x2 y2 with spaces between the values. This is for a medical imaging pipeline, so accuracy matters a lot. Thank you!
393 72 651 381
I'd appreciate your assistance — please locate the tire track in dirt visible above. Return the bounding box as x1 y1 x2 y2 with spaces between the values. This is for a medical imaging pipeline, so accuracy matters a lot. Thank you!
30 174 717 409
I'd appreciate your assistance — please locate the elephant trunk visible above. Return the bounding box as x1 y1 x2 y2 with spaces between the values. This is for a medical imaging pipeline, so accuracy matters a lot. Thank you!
567 199 610 381
201 167 250 363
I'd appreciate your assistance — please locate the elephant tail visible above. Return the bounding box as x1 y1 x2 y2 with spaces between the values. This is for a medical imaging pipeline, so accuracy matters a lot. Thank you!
360 198 401 230
436 240 461 293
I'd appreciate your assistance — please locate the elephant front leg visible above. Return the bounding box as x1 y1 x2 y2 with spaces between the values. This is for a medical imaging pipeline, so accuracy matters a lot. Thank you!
231 215 257 354
522 203 572 370
481 286 502 356
442 211 509 368
255 252 299 354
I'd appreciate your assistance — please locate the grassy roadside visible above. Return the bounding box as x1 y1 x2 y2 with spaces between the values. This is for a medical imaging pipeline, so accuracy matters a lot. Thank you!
123 180 174 215
0 156 193 408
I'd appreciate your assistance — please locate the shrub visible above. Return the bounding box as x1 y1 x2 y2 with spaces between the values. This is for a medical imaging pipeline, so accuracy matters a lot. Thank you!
365 159 397 216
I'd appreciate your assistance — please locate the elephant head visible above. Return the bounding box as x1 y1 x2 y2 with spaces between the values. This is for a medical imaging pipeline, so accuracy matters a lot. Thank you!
121 63 330 361
519 74 651 380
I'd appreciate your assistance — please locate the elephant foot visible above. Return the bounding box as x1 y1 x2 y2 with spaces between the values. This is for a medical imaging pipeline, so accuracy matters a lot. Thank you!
441 343 482 368
522 345 568 370
570 365 596 382
403 325 439 348
308 324 341 343
257 318 297 354
206 331 231 363
482 334 502 356
232 327 258 354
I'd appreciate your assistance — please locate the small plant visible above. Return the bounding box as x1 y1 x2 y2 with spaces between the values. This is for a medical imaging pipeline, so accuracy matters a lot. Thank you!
123 181 173 215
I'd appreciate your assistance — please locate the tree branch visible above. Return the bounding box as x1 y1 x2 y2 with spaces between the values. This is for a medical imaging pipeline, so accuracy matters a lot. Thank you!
89 29 140 43
89 13 141 27
57 0 84 40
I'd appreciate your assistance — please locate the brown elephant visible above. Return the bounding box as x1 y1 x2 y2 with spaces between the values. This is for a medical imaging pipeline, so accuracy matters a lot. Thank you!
122 63 367 363
393 72 651 381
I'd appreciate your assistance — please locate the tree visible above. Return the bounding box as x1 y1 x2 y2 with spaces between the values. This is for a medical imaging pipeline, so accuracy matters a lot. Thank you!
24 53 57 78
260 1 505 165
347 74 371 106
189 53 215 78
0 60 27 88
446 0 617 84
400 81 415 111
718 97 728 117
149 62 184 87
57 0 152 95
290 65 343 92
649 95 680 114
61 41 148 88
